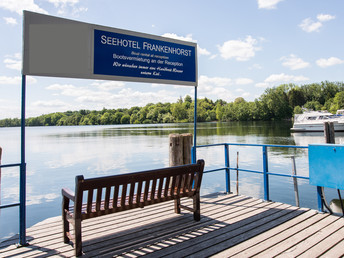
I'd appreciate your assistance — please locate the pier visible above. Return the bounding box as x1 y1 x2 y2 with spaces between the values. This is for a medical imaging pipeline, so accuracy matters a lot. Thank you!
1 193 343 257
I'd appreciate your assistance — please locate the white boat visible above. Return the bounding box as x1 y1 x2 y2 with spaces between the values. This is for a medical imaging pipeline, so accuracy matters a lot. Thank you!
291 111 344 132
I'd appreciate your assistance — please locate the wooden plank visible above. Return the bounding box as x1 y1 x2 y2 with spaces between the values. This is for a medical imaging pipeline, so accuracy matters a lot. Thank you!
275 216 344 257
227 211 330 257
1 194 344 258
319 238 344 257
139 204 300 258
83 194 261 256
297 222 344 258
254 213 338 257
1 194 233 257
101 202 292 257
213 208 315 257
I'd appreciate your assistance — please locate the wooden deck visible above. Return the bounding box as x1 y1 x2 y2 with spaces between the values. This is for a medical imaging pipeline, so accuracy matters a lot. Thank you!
1 193 344 257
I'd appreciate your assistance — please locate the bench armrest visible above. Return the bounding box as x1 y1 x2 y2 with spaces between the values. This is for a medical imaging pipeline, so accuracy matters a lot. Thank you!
62 188 75 202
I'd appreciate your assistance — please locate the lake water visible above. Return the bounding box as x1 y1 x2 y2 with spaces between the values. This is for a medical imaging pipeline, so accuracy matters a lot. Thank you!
0 121 342 241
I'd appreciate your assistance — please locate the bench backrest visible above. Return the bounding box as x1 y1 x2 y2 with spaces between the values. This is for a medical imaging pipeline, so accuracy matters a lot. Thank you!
74 159 205 220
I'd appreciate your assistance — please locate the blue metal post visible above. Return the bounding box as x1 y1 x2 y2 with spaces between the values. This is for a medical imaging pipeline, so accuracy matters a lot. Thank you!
225 144 231 193
20 75 27 246
192 86 197 163
316 186 324 212
262 146 270 201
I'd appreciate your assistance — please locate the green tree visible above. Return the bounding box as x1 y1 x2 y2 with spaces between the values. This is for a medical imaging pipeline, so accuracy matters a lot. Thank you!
304 101 322 111
120 114 130 124
288 87 306 108
171 103 188 121
100 112 112 125
330 92 344 113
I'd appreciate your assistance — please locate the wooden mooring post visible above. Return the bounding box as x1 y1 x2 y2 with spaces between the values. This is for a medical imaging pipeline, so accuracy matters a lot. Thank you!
169 133 193 166
324 121 335 143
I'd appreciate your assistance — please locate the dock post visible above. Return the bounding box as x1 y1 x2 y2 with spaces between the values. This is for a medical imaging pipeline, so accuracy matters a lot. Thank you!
181 133 193 165
291 156 300 207
324 122 335 143
169 134 184 167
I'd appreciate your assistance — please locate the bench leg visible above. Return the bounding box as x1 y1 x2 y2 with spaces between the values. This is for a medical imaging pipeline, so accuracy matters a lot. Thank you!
74 218 82 257
193 192 201 221
62 197 70 243
62 213 69 243
174 198 181 214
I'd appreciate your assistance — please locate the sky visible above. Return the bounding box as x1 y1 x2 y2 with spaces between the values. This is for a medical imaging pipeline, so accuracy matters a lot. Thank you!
0 0 343 119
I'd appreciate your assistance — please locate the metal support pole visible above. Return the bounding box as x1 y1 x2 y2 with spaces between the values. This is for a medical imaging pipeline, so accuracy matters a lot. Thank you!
291 156 300 207
317 186 324 212
262 146 269 201
224 144 230 194
20 74 27 246
192 86 197 163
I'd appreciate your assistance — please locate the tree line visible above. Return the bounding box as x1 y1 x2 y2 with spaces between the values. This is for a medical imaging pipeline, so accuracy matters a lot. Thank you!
1 81 344 127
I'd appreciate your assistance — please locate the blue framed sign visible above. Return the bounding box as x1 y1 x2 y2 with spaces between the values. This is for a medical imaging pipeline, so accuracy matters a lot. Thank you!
23 11 197 86
94 29 196 84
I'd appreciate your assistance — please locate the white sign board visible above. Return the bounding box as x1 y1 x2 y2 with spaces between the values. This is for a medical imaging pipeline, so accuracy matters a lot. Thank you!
23 11 197 86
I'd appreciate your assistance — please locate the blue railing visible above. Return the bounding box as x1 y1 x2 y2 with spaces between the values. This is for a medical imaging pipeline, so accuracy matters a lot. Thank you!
192 143 310 204
0 163 22 209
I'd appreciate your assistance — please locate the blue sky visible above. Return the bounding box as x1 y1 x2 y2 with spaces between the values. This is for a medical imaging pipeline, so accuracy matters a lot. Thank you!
0 0 343 119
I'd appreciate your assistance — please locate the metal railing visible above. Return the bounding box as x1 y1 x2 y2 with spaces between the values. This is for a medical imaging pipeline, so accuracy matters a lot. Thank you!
0 163 22 209
192 143 310 204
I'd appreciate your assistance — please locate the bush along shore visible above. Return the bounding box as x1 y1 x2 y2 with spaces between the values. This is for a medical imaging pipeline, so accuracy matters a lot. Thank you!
1 81 344 127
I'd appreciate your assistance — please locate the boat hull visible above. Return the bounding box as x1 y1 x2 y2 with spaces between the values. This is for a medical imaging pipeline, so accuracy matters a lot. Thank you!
291 122 344 132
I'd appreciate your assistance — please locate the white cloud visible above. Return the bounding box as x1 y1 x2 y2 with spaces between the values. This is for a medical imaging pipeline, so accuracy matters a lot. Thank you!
299 18 322 32
0 76 37 85
32 99 68 108
265 73 309 83
3 17 17 25
257 0 283 9
317 14 335 22
41 0 87 16
198 47 211 56
4 53 21 70
162 33 211 56
218 36 262 61
91 80 125 91
256 73 309 88
255 82 270 88
316 57 344 68
45 82 180 111
280 54 310 70
199 75 232 88
235 78 254 85
48 0 79 6
299 14 335 33
0 0 48 15
162 33 194 42
197 75 235 100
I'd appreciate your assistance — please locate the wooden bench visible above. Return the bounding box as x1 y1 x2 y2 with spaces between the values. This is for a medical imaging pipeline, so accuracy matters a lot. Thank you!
62 159 205 256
